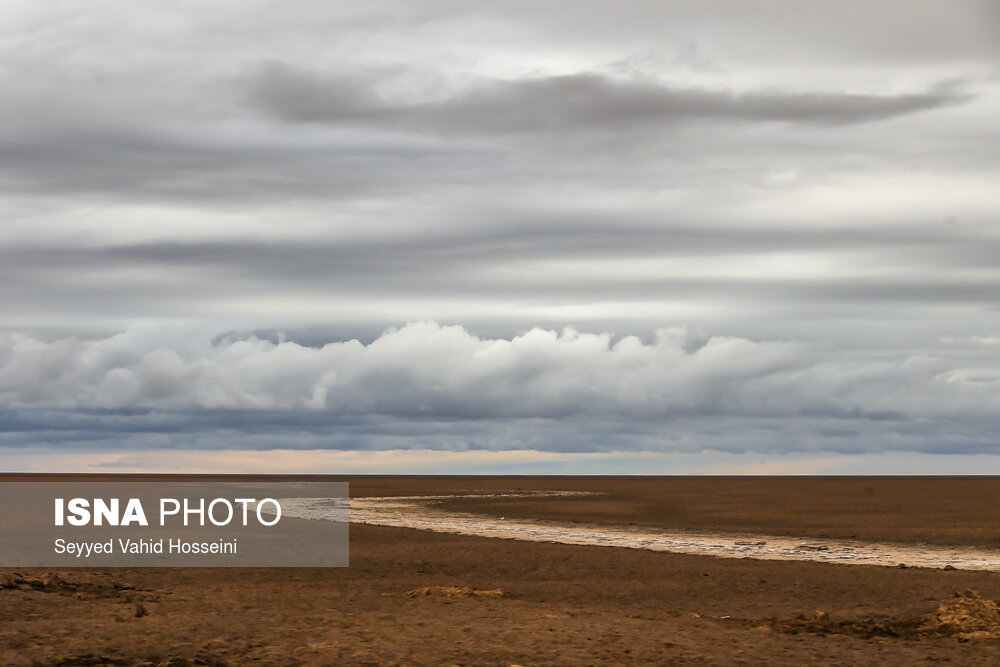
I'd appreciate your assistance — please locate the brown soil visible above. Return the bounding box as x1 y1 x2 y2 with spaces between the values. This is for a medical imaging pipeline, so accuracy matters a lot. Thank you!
422 475 1000 547
3 476 1000 665
0 571 140 601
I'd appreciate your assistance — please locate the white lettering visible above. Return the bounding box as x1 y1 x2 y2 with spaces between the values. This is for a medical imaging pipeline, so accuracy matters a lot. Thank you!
67 498 90 526
257 498 281 526
121 498 148 526
160 498 180 524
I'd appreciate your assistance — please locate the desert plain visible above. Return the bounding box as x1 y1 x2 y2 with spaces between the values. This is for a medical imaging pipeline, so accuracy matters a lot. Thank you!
4 476 1000 665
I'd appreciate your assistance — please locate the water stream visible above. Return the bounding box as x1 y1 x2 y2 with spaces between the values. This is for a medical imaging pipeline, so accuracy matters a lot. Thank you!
278 491 1000 571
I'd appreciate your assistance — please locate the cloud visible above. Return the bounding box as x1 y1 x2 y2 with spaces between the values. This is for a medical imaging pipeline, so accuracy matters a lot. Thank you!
0 323 997 456
0 323 803 415
0 2 999 464
246 64 970 134
2 216 998 340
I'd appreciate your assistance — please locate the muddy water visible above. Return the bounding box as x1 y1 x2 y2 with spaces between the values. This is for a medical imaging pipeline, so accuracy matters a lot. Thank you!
279 492 1000 571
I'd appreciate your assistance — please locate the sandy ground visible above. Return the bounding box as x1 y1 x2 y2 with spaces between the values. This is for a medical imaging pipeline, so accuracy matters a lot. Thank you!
4 476 1000 665
411 476 1000 547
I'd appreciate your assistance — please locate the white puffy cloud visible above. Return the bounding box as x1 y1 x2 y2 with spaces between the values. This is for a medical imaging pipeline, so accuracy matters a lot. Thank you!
1 323 996 428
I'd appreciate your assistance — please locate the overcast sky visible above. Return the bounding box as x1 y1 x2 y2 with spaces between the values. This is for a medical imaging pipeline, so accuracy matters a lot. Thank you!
2 1 998 472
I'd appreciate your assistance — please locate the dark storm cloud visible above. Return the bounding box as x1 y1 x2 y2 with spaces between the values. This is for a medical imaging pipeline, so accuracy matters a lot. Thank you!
247 63 969 133
3 411 1000 458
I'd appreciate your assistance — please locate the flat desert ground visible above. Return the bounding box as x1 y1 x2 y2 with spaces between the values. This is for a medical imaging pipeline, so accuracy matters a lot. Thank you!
5 476 1000 665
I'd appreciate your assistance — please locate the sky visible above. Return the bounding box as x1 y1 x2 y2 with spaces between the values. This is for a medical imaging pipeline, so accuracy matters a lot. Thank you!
1 1 999 473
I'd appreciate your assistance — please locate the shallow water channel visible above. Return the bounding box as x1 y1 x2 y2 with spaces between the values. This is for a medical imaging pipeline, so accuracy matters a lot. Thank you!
279 491 1000 571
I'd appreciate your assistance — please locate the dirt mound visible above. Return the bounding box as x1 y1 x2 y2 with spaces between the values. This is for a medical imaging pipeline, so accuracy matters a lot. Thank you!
764 590 1000 641
405 585 507 599
923 589 1000 639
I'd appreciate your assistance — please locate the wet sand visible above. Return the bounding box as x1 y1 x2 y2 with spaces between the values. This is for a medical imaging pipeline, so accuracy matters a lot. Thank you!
4 476 1000 665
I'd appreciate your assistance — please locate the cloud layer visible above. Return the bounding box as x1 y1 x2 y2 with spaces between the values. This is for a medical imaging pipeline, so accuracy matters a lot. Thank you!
1 323 997 456
247 64 968 131
2 2 999 466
